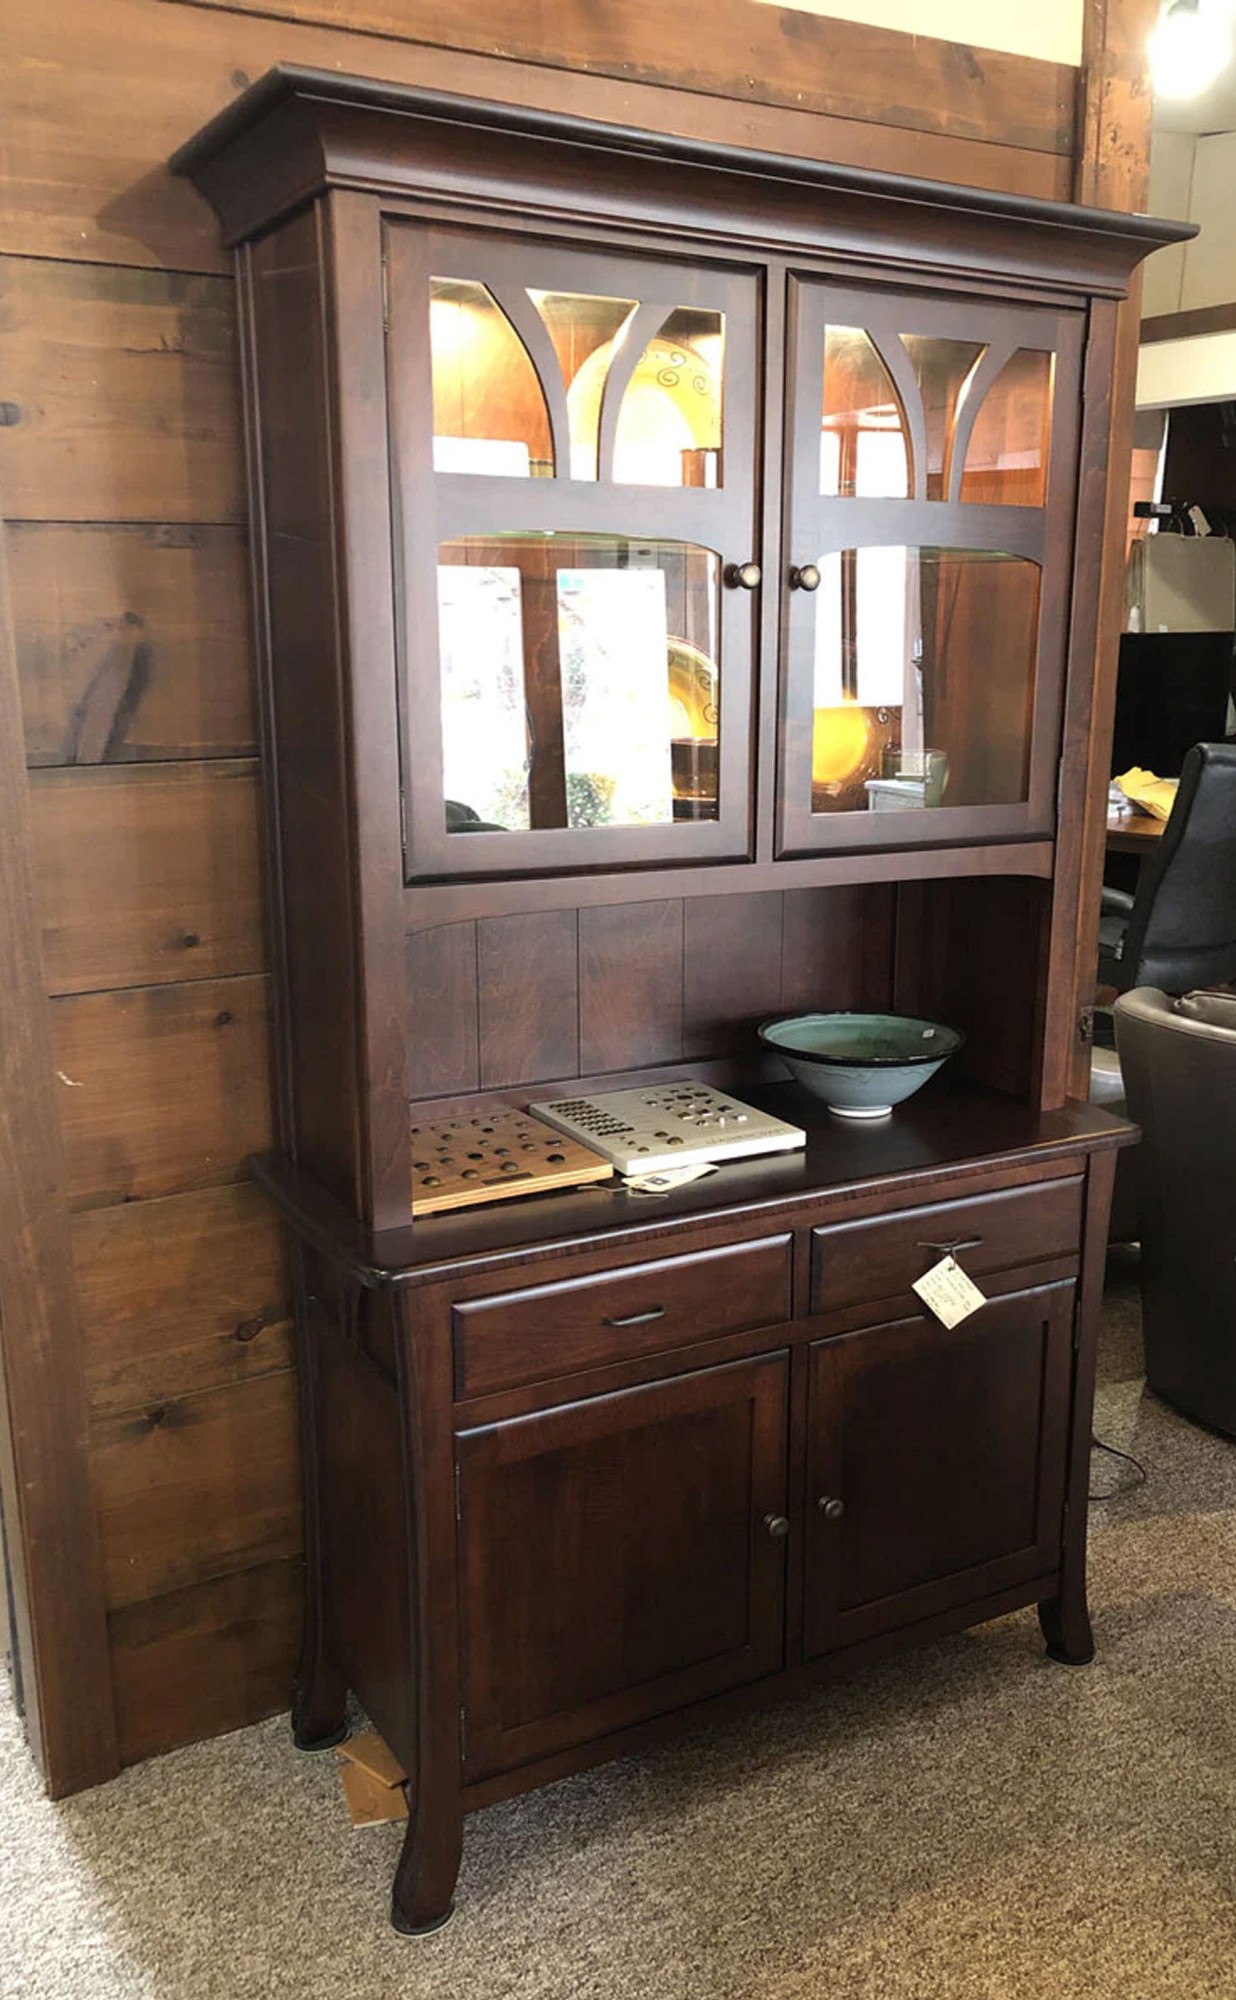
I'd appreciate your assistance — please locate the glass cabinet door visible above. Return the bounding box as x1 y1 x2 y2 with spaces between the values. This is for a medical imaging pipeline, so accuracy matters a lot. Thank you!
777 282 1083 856
385 223 760 881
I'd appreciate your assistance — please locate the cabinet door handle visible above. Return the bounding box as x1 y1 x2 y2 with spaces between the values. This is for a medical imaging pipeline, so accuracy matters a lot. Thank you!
724 560 762 590
817 1496 845 1522
601 1304 666 1327
917 1236 983 1256
763 1513 791 1539
789 563 822 592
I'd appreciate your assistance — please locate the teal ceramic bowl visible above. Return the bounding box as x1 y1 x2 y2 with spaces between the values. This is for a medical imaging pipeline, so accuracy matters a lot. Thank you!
757 1012 965 1119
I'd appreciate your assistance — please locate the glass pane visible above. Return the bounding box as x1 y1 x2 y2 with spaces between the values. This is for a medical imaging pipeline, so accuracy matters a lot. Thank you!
437 535 722 832
820 326 911 499
960 349 1054 508
430 278 553 477
528 290 636 481
809 547 1040 814
899 336 986 500
612 309 725 488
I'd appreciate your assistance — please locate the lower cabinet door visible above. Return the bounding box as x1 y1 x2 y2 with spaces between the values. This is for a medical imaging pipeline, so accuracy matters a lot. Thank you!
456 1351 789 1779
804 1279 1075 1659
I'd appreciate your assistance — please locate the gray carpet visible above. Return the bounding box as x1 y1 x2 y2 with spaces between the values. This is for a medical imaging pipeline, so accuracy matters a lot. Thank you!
5 1251 1236 1999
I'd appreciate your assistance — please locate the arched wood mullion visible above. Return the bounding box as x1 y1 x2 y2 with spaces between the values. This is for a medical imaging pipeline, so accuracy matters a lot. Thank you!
866 330 928 503
487 280 572 479
596 300 678 483
945 338 1019 504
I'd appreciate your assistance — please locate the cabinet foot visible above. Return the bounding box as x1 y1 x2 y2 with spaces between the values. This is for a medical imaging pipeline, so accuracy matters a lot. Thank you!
1038 1594 1094 1666
390 1790 463 1937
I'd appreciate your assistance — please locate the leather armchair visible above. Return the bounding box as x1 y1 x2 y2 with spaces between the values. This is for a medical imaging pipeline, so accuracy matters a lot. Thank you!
1114 986 1236 1435
1099 742 1236 996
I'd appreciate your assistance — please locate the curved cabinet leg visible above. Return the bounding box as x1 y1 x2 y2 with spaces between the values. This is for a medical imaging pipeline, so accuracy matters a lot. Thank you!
390 1788 464 1935
1038 1588 1094 1666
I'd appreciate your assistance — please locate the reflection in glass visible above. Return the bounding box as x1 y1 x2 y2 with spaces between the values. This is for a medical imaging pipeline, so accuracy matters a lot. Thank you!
613 309 724 487
820 327 911 498
528 291 636 480
960 349 1054 508
563 307 725 487
899 336 986 500
809 546 1040 813
430 279 553 476
437 536 722 832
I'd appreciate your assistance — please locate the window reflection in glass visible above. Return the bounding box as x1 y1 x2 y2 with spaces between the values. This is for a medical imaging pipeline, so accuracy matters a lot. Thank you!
820 327 911 498
899 336 986 500
960 349 1054 508
810 546 1040 813
430 279 554 476
437 535 722 832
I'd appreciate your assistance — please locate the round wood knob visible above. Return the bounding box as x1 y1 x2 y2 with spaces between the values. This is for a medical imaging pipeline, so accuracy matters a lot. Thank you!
724 560 762 590
763 1512 791 1539
790 564 822 592
817 1496 845 1521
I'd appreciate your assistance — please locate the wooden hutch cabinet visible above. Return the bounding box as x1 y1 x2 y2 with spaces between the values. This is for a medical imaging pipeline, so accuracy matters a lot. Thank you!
173 70 1183 1932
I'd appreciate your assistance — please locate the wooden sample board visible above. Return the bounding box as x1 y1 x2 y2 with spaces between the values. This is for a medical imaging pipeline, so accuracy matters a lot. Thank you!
410 1106 613 1215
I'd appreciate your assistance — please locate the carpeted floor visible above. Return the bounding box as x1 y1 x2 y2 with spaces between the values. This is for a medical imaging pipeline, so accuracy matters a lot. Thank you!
4 1250 1236 2000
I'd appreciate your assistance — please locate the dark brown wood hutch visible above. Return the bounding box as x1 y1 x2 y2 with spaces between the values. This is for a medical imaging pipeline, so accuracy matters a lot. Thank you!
173 69 1184 1933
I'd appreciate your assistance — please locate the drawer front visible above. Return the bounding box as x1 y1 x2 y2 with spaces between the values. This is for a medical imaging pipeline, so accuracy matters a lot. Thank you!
810 1177 1083 1318
454 1235 793 1398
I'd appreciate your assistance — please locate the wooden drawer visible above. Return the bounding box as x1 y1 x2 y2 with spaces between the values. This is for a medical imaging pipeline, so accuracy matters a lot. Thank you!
809 1177 1083 1318
453 1236 793 1399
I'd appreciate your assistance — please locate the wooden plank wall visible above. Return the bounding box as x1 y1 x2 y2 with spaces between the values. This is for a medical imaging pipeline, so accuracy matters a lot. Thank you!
0 0 1142 1791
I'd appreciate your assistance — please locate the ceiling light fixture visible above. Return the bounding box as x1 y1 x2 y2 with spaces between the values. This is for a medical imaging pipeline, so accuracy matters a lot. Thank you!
1148 0 1231 98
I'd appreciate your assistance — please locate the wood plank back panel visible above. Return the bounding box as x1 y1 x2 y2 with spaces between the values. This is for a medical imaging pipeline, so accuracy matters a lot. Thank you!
8 523 255 767
478 910 580 1088
30 760 263 995
53 975 274 1208
90 1369 300 1610
0 0 1071 278
0 479 119 1793
108 1555 302 1765
0 259 242 523
74 1185 293 1418
578 901 686 1074
162 0 1077 157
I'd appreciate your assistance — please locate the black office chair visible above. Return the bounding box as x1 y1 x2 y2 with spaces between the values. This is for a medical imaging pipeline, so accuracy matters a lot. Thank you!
1092 742 1236 1241
1099 742 1236 996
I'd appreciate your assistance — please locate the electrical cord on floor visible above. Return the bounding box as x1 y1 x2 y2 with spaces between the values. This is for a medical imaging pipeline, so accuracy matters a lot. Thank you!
1090 1433 1148 1501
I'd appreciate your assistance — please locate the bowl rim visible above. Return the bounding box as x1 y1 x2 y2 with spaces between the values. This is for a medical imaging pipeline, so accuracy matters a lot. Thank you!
756 1010 966 1069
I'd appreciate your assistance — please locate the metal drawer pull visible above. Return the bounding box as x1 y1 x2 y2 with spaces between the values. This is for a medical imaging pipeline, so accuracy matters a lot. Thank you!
764 1513 791 1539
724 560 762 590
601 1304 667 1328
817 1496 845 1521
917 1236 983 1256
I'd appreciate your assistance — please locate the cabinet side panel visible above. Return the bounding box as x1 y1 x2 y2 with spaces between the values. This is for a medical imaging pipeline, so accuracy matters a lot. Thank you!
895 877 1050 1101
246 212 364 1211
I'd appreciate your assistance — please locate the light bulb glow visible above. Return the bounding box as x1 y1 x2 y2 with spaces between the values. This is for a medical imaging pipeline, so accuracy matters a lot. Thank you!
1149 0 1230 98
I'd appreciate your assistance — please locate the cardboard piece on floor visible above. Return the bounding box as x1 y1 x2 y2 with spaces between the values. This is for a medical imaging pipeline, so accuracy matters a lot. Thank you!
337 1730 408 1829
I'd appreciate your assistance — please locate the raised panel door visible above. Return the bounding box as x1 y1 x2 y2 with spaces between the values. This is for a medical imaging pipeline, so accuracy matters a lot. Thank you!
804 1278 1075 1658
456 1351 789 1778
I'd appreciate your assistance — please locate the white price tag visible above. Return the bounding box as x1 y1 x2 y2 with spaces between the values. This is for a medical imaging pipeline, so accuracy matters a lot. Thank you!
912 1254 987 1329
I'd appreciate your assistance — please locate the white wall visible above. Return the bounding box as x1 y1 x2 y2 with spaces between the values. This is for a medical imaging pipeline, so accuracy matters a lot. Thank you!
750 0 1083 65
1180 131 1236 309
1137 329 1236 406
1142 128 1197 319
